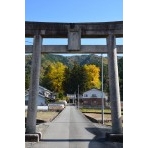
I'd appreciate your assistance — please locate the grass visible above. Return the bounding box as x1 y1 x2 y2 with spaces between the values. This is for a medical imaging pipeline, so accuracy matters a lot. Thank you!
25 111 59 122
80 108 111 114
80 108 123 114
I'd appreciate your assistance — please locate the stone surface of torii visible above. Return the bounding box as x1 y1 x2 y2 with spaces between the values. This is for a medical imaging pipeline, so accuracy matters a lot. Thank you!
25 21 123 141
25 45 123 53
25 21 123 38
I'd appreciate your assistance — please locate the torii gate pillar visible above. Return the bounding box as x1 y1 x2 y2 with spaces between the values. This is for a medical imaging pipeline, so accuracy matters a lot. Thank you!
107 34 122 134
26 35 42 134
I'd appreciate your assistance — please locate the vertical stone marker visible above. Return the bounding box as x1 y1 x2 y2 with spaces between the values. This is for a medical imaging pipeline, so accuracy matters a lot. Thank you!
26 35 42 134
68 24 81 50
107 34 122 134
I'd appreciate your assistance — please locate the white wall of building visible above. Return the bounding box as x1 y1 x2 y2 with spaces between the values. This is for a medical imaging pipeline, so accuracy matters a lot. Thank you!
25 94 47 106
83 89 106 98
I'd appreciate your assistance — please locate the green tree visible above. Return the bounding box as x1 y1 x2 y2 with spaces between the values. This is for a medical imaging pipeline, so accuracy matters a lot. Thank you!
118 57 123 101
102 64 109 94
62 67 72 94
25 55 32 89
63 63 87 94
69 63 87 94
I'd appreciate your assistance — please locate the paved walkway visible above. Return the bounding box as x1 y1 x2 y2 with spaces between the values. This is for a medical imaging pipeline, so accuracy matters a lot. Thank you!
25 106 123 148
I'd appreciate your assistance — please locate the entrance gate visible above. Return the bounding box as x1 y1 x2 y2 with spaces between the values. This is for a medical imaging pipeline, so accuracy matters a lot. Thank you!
25 21 123 135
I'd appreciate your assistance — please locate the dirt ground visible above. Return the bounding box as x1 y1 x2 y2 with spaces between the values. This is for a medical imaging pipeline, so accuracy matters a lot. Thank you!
83 113 123 126
25 111 59 123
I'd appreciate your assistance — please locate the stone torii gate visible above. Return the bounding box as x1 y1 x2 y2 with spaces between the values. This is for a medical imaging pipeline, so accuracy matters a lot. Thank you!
25 21 123 140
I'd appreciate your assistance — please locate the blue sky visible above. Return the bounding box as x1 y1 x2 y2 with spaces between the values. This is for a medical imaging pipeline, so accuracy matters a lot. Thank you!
25 0 123 22
25 0 123 55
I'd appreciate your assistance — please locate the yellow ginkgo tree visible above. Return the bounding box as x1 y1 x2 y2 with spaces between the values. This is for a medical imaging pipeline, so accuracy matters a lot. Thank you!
84 64 101 90
42 62 67 93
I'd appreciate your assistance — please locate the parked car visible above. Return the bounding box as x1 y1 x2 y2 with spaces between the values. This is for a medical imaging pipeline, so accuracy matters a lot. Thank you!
58 100 67 107
48 103 65 111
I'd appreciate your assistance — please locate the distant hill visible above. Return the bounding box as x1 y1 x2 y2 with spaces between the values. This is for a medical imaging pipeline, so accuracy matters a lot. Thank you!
41 54 109 68
25 53 123 67
25 53 123 69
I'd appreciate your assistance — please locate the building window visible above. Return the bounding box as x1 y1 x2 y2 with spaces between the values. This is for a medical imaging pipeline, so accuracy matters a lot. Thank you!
91 94 97 97
25 100 28 105
84 94 88 97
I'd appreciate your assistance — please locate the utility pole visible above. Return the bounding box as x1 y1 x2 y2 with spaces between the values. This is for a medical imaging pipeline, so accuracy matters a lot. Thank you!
78 85 79 109
101 54 104 124
74 92 76 106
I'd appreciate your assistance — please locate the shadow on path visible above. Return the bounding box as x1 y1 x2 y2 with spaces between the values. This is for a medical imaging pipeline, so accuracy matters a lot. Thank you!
86 127 123 148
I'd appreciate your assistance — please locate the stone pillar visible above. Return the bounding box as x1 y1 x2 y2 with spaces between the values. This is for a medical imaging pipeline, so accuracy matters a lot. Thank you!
68 25 81 50
26 35 42 134
107 34 122 134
